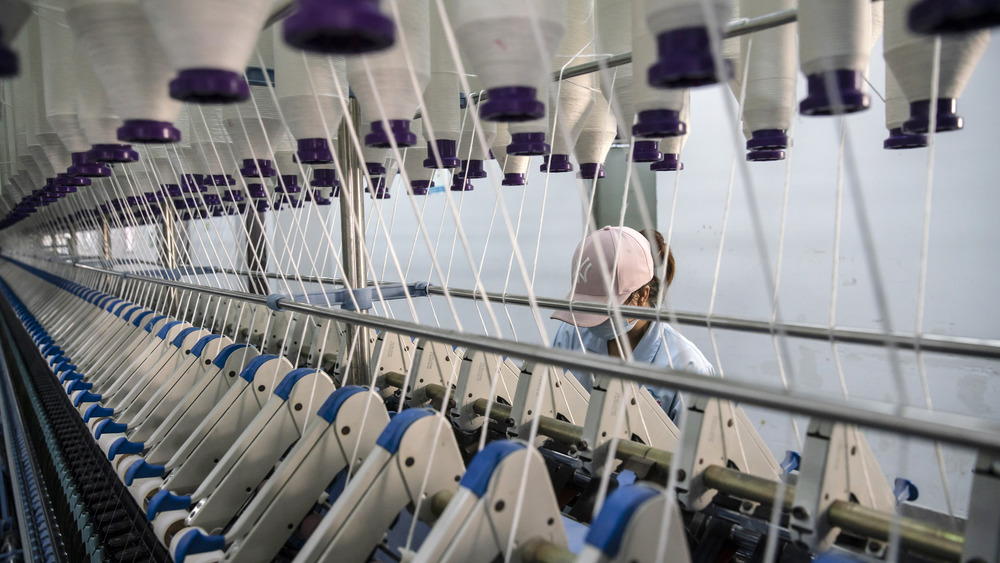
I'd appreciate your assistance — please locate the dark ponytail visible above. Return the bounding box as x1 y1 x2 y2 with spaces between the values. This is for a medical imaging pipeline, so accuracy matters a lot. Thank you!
639 229 674 307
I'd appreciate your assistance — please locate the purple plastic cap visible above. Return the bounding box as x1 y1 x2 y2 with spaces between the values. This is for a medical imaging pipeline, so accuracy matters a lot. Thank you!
632 141 663 163
68 152 111 177
276 175 302 193
800 70 870 116
502 173 527 186
450 175 474 191
578 163 606 179
312 169 339 188
884 127 928 150
222 190 245 202
203 194 222 206
648 27 732 88
204 174 235 187
908 0 1000 34
181 174 205 193
55 174 91 187
633 110 687 139
424 139 461 169
507 132 550 156
117 120 181 143
283 0 395 55
747 129 789 151
162 184 183 197
170 68 250 104
330 184 341 198
650 154 684 171
410 180 432 195
481 87 546 122
540 154 573 173
255 200 269 213
88 143 139 163
247 184 268 199
313 190 333 205
212 207 225 217
296 138 334 164
746 149 786 162
241 159 277 178
0 40 17 77
903 98 962 133
460 159 487 179
365 120 417 148
365 161 386 176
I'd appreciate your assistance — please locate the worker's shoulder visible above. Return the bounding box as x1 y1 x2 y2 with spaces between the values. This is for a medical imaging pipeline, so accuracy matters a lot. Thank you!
655 322 714 374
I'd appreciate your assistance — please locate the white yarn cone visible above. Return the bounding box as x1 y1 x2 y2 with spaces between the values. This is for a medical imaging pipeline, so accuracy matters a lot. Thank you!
884 0 990 133
653 90 690 171
348 0 430 148
723 0 745 103
139 0 275 104
23 17 71 179
596 0 633 136
74 49 127 157
797 0 873 115
190 105 235 178
67 0 183 143
403 120 435 193
742 0 796 161
492 122 530 186
644 0 733 87
222 33 285 178
631 0 689 140
547 0 596 170
38 14 91 160
273 26 347 164
422 0 462 169
450 0 566 124
574 91 618 180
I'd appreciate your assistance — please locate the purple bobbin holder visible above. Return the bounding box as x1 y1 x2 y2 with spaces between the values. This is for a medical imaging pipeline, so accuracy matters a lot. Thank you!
633 110 687 139
312 190 333 205
283 0 395 55
450 175 474 192
540 154 573 173
212 207 225 217
181 174 205 193
366 161 386 176
632 141 663 163
903 99 963 133
410 180 432 195
650 154 683 171
276 175 302 193
648 27 732 88
369 176 388 198
144 192 163 203
0 40 17 77
747 129 789 151
247 184 268 199
312 169 340 188
884 127 928 150
908 0 1000 34
161 184 183 198
480 86 545 122
460 160 487 179
297 138 334 164
203 194 223 206
424 139 461 169
117 120 181 143
88 143 139 163
800 70 869 116
68 152 111 177
222 190 245 203
204 174 235 187
366 120 417 148
507 132 550 156
255 200 270 213
746 149 785 162
578 163 606 180
241 159 277 178
502 173 527 186
170 68 250 104
55 174 91 188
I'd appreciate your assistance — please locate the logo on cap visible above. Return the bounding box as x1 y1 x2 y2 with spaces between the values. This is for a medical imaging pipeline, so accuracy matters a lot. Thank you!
578 256 593 284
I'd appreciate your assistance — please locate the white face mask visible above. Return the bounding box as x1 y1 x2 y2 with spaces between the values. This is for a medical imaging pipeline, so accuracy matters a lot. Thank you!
584 317 638 341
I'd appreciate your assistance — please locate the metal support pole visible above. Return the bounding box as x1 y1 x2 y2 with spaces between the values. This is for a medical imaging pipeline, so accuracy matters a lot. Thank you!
338 97 370 385
245 206 269 295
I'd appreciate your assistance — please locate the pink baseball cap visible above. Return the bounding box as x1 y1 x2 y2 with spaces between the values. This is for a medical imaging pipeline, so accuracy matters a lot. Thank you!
551 226 654 327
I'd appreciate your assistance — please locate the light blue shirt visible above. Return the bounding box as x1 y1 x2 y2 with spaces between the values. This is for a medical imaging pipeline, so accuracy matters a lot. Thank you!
551 320 715 421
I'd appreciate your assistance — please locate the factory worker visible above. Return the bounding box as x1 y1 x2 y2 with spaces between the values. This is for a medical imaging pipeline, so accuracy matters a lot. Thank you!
551 225 714 421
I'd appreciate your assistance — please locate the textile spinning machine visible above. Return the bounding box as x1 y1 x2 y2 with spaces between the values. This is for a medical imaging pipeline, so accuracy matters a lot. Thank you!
0 0 998 561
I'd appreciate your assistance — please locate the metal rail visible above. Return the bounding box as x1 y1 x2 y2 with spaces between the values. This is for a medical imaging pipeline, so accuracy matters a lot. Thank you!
426 285 1000 360
57 260 1000 453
